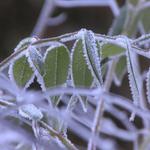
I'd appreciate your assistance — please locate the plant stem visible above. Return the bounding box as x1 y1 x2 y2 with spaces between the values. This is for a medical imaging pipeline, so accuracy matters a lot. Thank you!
88 61 116 150
40 121 78 150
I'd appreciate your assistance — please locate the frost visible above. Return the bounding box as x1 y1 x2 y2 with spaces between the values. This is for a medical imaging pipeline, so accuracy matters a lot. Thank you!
116 36 128 48
60 33 79 42
14 37 37 52
26 48 46 91
125 38 141 121
18 104 43 121
133 33 150 46
28 46 44 75
60 29 85 43
34 41 61 49
146 68 150 104
132 47 150 59
82 30 103 86
77 95 87 112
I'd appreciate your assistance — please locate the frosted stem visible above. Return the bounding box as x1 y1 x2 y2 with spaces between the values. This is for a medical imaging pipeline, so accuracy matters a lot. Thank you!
88 60 115 150
40 121 78 150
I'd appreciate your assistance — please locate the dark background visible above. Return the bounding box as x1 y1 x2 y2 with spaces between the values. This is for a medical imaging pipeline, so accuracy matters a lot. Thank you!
0 0 124 60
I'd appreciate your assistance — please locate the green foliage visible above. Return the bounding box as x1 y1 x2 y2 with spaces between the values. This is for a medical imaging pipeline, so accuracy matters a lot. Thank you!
114 56 126 86
43 45 70 88
10 56 33 87
83 30 103 85
101 43 125 58
0 1 149 148
72 39 93 87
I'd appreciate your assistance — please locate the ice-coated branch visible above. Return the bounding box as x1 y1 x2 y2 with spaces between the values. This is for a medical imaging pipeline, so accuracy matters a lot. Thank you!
0 30 150 72
88 57 115 150
40 120 78 150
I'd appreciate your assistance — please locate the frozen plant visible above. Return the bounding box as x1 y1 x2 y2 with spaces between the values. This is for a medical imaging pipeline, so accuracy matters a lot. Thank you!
0 0 150 150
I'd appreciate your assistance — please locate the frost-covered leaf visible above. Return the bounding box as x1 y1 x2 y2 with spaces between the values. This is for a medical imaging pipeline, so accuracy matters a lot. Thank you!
83 30 103 86
72 39 93 87
100 43 125 58
114 56 126 86
9 56 34 88
97 41 126 85
72 39 93 112
19 104 43 121
28 46 45 76
43 44 70 88
126 39 140 120
146 68 150 103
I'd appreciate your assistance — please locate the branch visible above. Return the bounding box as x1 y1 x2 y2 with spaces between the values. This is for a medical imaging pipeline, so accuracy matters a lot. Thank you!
88 60 116 150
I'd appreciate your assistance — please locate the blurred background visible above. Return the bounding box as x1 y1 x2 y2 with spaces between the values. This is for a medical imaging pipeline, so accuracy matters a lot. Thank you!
0 0 125 60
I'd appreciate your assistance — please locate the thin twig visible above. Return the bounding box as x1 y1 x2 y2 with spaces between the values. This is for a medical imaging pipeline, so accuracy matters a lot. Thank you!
88 61 116 150
40 121 78 150
0 31 150 72
32 0 55 37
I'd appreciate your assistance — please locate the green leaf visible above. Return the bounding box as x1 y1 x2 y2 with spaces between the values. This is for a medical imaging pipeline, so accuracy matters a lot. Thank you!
101 43 125 58
97 41 126 85
72 39 93 112
72 39 93 87
43 45 70 88
114 56 127 86
83 30 103 85
10 56 34 87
